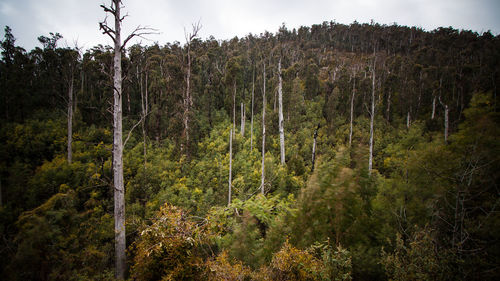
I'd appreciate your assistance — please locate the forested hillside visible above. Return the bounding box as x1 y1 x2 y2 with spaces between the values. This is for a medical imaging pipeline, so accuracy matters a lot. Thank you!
1 15 499 281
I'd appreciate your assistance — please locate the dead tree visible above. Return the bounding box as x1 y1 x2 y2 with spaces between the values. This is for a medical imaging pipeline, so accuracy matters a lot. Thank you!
66 60 75 164
261 62 266 194
439 96 449 143
311 123 320 172
228 128 233 206
99 1 155 278
241 102 245 136
278 58 285 165
349 67 357 147
250 67 255 151
182 21 201 155
369 55 376 176
233 81 236 137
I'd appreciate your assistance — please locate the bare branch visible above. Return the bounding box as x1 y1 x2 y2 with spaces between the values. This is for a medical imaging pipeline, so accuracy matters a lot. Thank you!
184 20 202 44
100 4 116 15
123 111 152 148
123 117 142 148
99 18 116 42
121 26 159 51
120 12 129 22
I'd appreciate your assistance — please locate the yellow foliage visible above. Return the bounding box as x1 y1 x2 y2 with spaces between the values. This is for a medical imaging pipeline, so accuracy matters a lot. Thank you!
206 251 252 281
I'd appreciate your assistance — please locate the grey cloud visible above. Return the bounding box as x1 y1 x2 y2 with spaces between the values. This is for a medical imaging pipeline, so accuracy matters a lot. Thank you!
0 0 498 51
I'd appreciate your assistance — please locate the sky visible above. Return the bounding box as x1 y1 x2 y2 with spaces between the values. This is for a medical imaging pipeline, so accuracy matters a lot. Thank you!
0 0 499 51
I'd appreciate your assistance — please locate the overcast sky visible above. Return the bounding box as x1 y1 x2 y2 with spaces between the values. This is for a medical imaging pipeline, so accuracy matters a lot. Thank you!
1 0 499 51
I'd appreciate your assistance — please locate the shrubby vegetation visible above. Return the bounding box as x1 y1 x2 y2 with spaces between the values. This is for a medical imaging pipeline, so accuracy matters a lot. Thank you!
0 18 499 280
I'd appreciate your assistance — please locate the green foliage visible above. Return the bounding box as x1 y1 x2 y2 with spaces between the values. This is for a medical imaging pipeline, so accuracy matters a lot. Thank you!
9 191 79 280
259 240 352 281
308 241 353 281
205 251 253 281
210 194 296 268
382 228 443 281
1 20 499 280
292 147 362 247
266 240 324 280
130 203 213 280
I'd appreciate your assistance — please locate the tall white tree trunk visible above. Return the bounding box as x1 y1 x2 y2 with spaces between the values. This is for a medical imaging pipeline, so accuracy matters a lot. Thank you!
431 95 436 119
261 63 266 194
407 111 411 128
278 59 285 165
444 104 449 142
349 75 355 147
228 128 232 206
386 90 391 121
183 46 191 153
311 124 319 172
250 68 255 151
67 74 74 164
100 0 154 277
182 22 201 155
112 8 126 280
241 102 245 136
140 67 148 167
369 59 376 176
233 81 236 137
439 96 449 143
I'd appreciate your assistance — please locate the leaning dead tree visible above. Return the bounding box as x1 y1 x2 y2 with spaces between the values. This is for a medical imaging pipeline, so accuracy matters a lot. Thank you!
99 0 155 279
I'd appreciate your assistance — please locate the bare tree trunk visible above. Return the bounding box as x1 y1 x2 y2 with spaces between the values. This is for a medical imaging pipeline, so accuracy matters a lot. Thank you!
278 59 285 165
407 111 411 128
386 90 391 121
241 102 245 136
444 104 449 142
431 95 436 119
99 1 155 277
349 75 355 147
311 123 320 172
183 46 191 153
250 68 255 151
261 63 266 194
182 22 201 155
112 17 126 281
228 128 232 206
144 72 148 163
439 96 449 143
67 74 74 164
233 81 236 137
369 58 376 176
140 68 148 167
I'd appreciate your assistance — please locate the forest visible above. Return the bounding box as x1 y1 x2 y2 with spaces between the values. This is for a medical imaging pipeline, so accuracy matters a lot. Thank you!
0 1 499 280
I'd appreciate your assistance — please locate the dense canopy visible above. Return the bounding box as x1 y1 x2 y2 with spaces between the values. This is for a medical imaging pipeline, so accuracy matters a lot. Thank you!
0 18 499 280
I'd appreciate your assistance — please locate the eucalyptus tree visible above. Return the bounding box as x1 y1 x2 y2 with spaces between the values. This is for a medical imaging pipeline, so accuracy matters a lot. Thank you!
99 0 155 278
278 58 285 165
369 53 376 176
182 22 201 155
61 48 79 164
261 61 266 194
